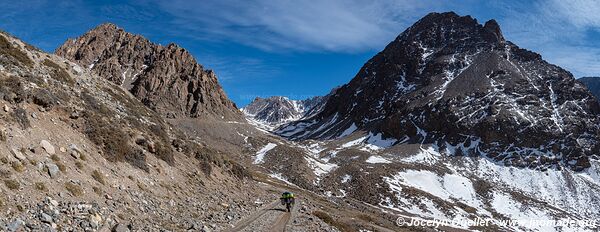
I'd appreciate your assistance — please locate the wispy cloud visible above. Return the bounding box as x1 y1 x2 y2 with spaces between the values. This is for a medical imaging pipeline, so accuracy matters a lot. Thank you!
496 0 600 77
155 0 442 53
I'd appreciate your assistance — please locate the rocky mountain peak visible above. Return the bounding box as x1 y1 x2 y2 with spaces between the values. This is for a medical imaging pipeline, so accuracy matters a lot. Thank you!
56 23 242 120
277 12 600 171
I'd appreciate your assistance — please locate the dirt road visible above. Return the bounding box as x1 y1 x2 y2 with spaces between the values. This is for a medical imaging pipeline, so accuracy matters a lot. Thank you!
226 199 294 232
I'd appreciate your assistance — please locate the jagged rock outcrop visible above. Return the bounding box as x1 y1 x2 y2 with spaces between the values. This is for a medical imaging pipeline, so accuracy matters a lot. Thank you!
277 12 600 171
56 23 242 120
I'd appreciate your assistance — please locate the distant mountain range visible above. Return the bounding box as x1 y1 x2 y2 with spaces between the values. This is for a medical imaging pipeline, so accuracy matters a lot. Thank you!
242 96 324 130
578 76 600 100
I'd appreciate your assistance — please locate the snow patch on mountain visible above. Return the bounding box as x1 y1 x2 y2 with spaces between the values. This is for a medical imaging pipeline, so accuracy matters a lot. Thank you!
365 155 392 164
253 143 277 164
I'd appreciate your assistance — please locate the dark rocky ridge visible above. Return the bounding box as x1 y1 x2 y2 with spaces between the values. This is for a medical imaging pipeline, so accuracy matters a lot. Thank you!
278 12 600 171
55 23 242 121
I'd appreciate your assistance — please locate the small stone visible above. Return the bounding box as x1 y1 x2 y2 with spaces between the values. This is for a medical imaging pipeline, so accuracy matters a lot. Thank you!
3 104 10 112
40 212 53 223
70 111 79 119
59 147 66 153
7 219 25 232
46 163 59 178
11 148 26 161
31 112 37 119
89 213 102 228
112 223 130 232
40 140 55 155
73 65 83 74
104 194 113 200
49 199 59 207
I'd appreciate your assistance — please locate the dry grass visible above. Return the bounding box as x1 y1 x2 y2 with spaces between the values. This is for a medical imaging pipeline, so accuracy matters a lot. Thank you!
35 182 48 192
11 161 24 172
4 179 20 190
92 186 103 195
0 74 25 103
0 129 6 142
31 88 58 109
57 162 66 172
75 161 84 169
81 91 150 171
0 34 33 67
65 182 83 197
51 154 60 162
42 59 74 85
91 170 106 185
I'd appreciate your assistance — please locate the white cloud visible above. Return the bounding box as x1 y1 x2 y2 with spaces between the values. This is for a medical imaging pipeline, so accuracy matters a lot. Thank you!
545 0 600 29
493 0 600 77
156 0 441 52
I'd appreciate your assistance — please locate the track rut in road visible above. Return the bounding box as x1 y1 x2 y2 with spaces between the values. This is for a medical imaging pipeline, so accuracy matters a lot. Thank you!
226 199 294 232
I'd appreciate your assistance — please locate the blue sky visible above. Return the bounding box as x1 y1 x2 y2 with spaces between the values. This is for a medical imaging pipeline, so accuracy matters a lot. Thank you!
1 0 600 106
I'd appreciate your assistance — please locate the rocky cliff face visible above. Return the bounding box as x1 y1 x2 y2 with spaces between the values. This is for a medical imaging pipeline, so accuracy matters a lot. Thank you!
277 12 600 171
55 23 242 121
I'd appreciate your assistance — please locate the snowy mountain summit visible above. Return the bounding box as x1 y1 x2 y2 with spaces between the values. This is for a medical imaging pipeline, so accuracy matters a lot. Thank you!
242 96 326 130
277 12 600 171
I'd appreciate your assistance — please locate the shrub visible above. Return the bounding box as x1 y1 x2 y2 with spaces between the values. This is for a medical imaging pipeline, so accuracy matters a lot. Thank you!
75 161 84 169
31 89 57 109
11 162 24 172
227 161 252 180
92 186 103 195
35 182 47 192
50 154 60 162
0 129 7 142
57 162 66 172
0 74 25 103
0 168 11 178
65 182 83 197
12 107 30 129
91 170 106 185
4 179 20 190
124 149 149 172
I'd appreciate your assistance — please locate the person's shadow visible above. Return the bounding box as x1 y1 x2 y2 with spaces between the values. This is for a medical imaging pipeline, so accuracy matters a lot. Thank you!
268 208 287 212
